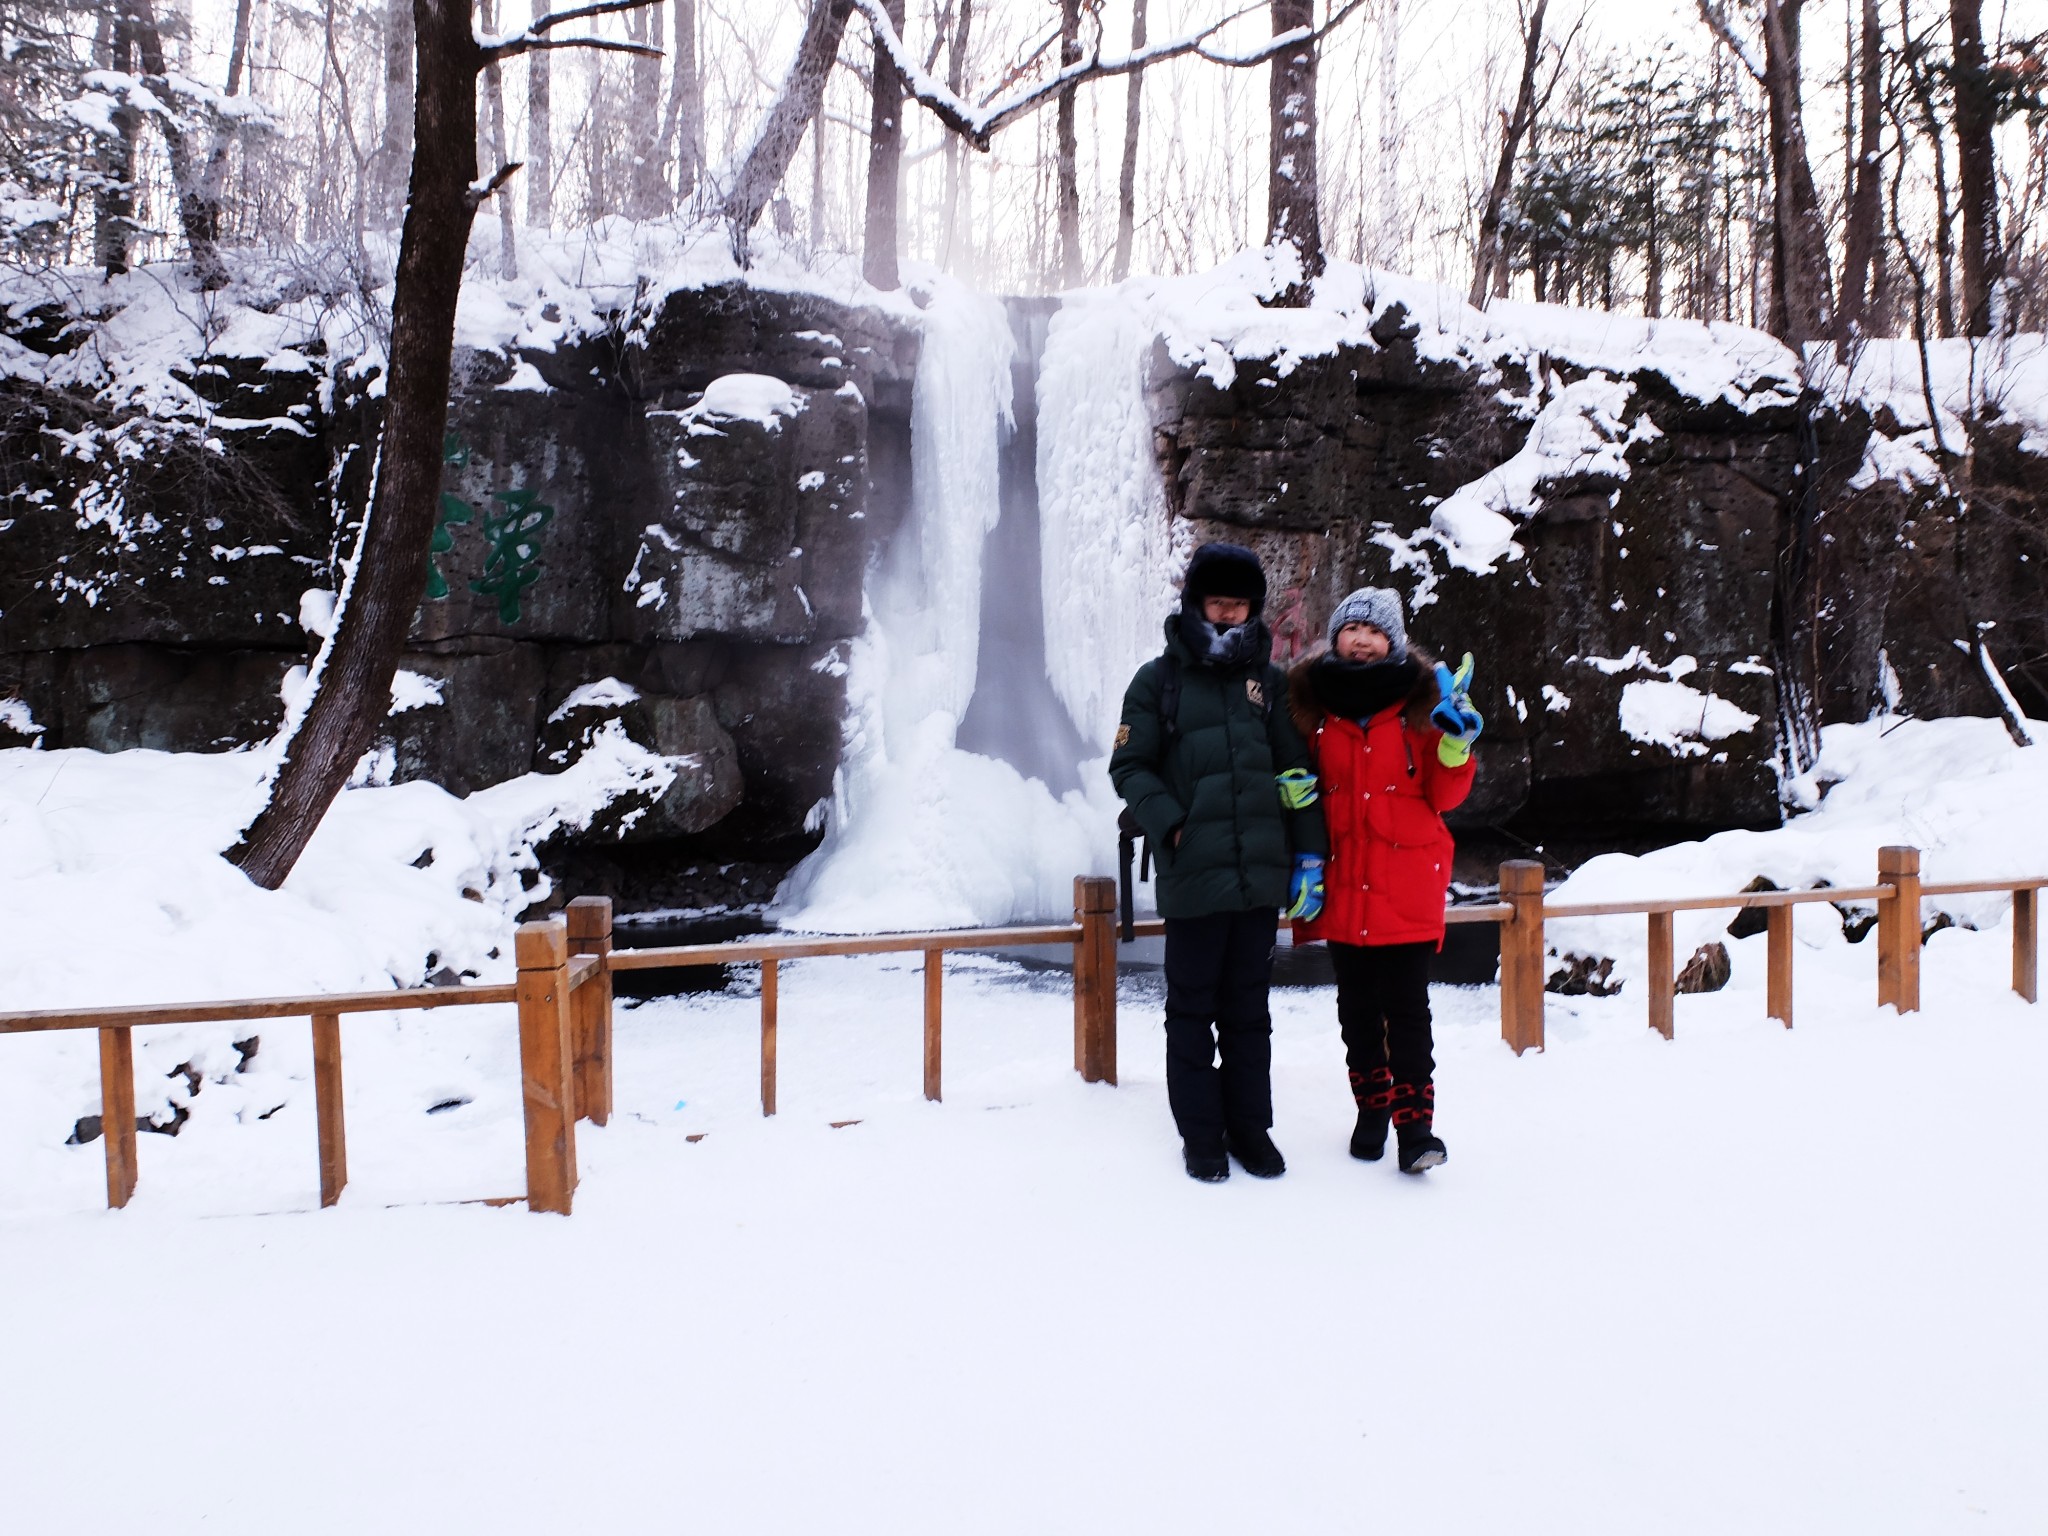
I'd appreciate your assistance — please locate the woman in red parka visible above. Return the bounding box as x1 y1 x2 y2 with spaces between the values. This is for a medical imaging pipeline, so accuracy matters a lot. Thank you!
1290 587 1480 1173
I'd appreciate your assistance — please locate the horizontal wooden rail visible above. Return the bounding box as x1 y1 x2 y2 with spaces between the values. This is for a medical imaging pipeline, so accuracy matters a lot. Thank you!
0 981 519 1035
1446 903 1514 924
1917 878 2048 897
12 860 2041 1220
1541 885 1895 920
610 922 1088 969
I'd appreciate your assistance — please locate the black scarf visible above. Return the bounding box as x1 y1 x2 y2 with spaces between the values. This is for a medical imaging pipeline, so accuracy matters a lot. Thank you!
1309 653 1419 723
1177 609 1264 669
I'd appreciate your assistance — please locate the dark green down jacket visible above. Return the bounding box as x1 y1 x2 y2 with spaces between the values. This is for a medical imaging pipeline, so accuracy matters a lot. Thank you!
1109 616 1329 919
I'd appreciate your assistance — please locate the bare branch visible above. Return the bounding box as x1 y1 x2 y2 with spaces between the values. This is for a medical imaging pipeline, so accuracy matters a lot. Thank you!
487 35 665 63
525 0 660 37
847 0 1368 149
464 160 525 210
480 0 666 63
1696 0 1765 81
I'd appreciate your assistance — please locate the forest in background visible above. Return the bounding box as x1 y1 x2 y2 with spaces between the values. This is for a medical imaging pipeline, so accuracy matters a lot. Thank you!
1 0 2043 341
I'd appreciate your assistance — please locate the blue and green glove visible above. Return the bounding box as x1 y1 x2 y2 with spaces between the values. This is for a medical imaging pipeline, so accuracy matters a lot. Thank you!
1286 855 1325 922
1275 768 1319 810
1431 652 1484 767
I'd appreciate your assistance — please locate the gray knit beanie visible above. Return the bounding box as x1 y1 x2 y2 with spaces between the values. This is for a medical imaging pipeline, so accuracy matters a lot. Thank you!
1326 587 1407 659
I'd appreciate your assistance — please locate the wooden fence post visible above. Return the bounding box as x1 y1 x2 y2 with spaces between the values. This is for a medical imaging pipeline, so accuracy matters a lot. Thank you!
1498 861 1547 1055
760 958 777 1117
1646 909 1675 1040
566 896 613 1127
1766 905 1794 1028
311 1011 347 1207
2014 886 2038 1004
98 1025 137 1210
924 948 943 1102
515 918 577 1215
1073 876 1118 1085
1877 846 1922 1014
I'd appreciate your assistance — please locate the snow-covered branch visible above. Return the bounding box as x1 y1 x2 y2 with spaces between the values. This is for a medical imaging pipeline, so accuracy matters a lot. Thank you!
479 0 666 64
848 0 1368 149
1695 0 1765 82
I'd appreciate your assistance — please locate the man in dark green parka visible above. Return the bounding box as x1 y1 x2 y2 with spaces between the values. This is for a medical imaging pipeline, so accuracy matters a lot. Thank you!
1109 542 1328 1182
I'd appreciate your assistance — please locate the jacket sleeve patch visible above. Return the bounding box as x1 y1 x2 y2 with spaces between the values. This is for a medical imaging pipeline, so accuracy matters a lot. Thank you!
1114 722 1131 748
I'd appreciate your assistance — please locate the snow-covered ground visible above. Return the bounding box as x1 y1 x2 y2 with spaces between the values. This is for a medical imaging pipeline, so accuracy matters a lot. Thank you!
4 949 2045 1532
4 713 2048 1531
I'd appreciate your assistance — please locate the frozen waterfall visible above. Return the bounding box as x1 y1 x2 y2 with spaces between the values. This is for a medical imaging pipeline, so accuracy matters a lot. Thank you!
778 280 1166 932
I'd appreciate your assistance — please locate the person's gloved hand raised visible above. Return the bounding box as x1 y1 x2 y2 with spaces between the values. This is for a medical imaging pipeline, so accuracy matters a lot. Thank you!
1286 854 1325 922
1431 652 1484 766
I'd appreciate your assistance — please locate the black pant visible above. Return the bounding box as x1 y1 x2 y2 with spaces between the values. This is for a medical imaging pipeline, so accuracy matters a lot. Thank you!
1162 909 1279 1144
1329 941 1437 1133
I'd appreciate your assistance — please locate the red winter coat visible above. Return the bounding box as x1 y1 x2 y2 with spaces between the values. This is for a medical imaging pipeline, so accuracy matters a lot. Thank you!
1289 650 1477 948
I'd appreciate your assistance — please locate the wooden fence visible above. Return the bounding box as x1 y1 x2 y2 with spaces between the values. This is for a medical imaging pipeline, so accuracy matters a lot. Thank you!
1 850 2038 1216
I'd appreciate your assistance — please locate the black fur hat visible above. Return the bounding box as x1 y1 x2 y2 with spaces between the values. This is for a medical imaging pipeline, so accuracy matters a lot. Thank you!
1180 542 1267 612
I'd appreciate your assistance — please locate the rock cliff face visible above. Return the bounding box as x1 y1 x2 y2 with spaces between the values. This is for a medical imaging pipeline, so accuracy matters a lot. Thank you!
1146 305 2047 853
3 282 2043 910
0 283 918 912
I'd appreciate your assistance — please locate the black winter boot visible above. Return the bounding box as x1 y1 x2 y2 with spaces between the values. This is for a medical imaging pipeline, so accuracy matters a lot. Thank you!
1226 1125 1286 1178
1396 1126 1447 1173
1350 1106 1389 1161
1349 1066 1394 1160
1183 1136 1230 1182
1392 1081 1444 1172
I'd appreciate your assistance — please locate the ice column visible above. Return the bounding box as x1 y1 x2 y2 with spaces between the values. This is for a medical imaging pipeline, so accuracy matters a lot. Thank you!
1035 289 1183 754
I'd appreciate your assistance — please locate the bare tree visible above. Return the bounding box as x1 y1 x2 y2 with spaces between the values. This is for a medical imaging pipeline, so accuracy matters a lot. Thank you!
863 0 907 288
1949 0 2002 334
481 0 517 273
1055 0 1083 286
230 0 664 889
1900 0 1958 335
660 0 698 203
93 6 140 276
376 0 415 227
1470 0 1564 306
1110 0 1146 282
626 0 665 215
942 0 975 268
525 0 552 227
723 0 854 260
1266 0 1322 303
1838 0 1884 336
1700 0 1835 343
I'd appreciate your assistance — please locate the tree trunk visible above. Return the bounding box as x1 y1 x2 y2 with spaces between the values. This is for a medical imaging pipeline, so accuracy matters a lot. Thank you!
1378 0 1400 268
230 0 491 888
1838 0 1883 336
1949 0 2002 335
627 1 666 216
1469 0 1547 306
126 0 230 288
723 0 854 257
525 0 551 227
1055 0 1083 286
1758 0 1834 343
863 0 906 288
943 0 974 269
378 0 416 228
1110 0 1145 282
1266 0 1322 303
660 0 698 203
94 9 139 277
480 0 516 275
194 0 255 252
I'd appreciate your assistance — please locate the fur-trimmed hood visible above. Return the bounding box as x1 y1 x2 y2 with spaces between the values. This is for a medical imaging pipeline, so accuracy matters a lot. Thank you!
1287 642 1441 740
